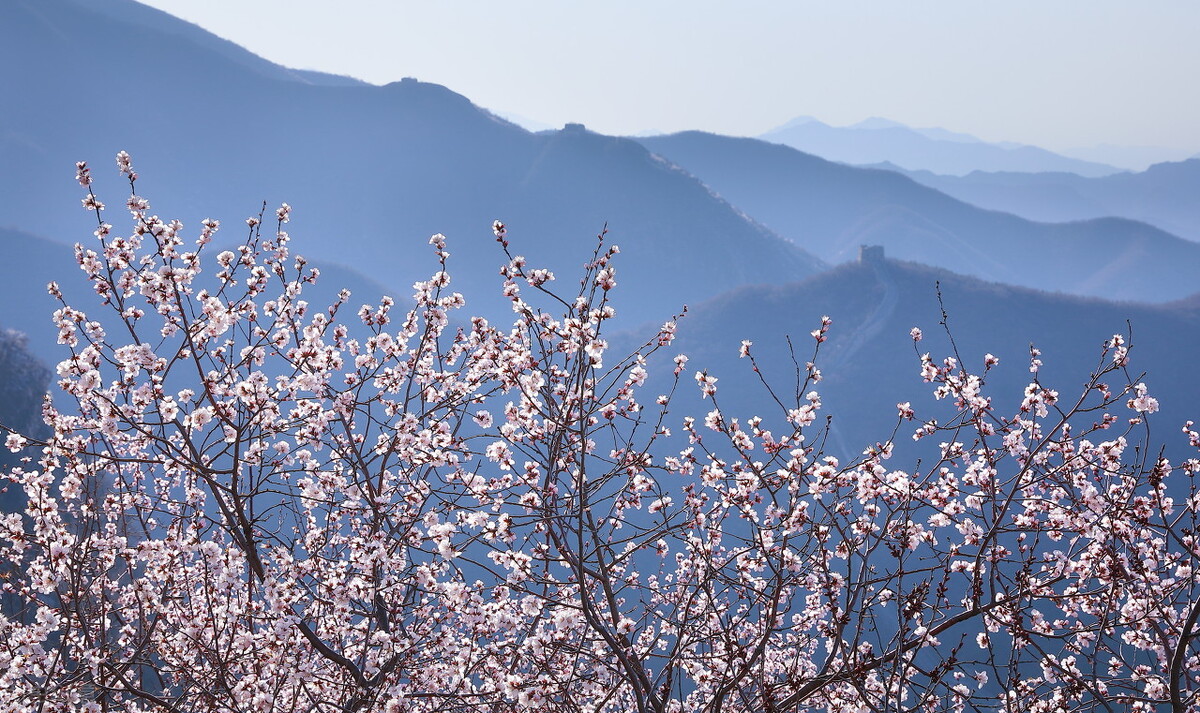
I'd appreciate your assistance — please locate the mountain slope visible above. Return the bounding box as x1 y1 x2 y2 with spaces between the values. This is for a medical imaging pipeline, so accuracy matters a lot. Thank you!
637 132 1200 302
0 0 822 328
760 117 1121 177
890 159 1200 242
635 257 1200 461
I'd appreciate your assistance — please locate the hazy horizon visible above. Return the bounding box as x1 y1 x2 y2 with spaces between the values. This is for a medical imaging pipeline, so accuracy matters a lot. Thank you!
136 0 1200 162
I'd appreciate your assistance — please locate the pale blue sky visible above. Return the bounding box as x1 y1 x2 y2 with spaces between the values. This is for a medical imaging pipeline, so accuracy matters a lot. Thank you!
140 0 1200 154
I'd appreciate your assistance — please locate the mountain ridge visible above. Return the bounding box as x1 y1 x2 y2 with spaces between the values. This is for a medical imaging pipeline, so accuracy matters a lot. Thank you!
760 116 1122 177
0 0 824 327
885 158 1200 242
631 255 1200 461
636 131 1200 302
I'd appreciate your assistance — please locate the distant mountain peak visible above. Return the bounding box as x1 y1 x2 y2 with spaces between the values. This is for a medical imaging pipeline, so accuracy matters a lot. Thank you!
767 115 827 132
850 117 907 130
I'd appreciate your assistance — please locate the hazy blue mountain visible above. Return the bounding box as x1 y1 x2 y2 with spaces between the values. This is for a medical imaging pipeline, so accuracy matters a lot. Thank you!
629 255 1200 463
886 159 1200 242
1 0 823 329
761 117 1121 177
845 117 991 145
636 132 1200 302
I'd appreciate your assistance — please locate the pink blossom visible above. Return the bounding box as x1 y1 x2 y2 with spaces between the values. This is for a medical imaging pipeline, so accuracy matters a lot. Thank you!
5 433 27 451
1128 382 1159 414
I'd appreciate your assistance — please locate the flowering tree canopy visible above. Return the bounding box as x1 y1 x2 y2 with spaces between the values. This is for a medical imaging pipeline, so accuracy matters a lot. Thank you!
2 154 1199 713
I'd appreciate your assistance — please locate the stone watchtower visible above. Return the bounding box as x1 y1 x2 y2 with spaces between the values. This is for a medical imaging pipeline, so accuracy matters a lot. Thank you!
859 245 885 264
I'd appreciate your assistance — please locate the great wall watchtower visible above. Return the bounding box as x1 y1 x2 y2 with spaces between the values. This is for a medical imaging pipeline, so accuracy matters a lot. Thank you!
859 245 885 264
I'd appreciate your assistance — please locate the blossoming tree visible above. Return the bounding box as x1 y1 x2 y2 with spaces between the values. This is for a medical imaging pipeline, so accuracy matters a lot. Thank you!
2 154 1199 712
